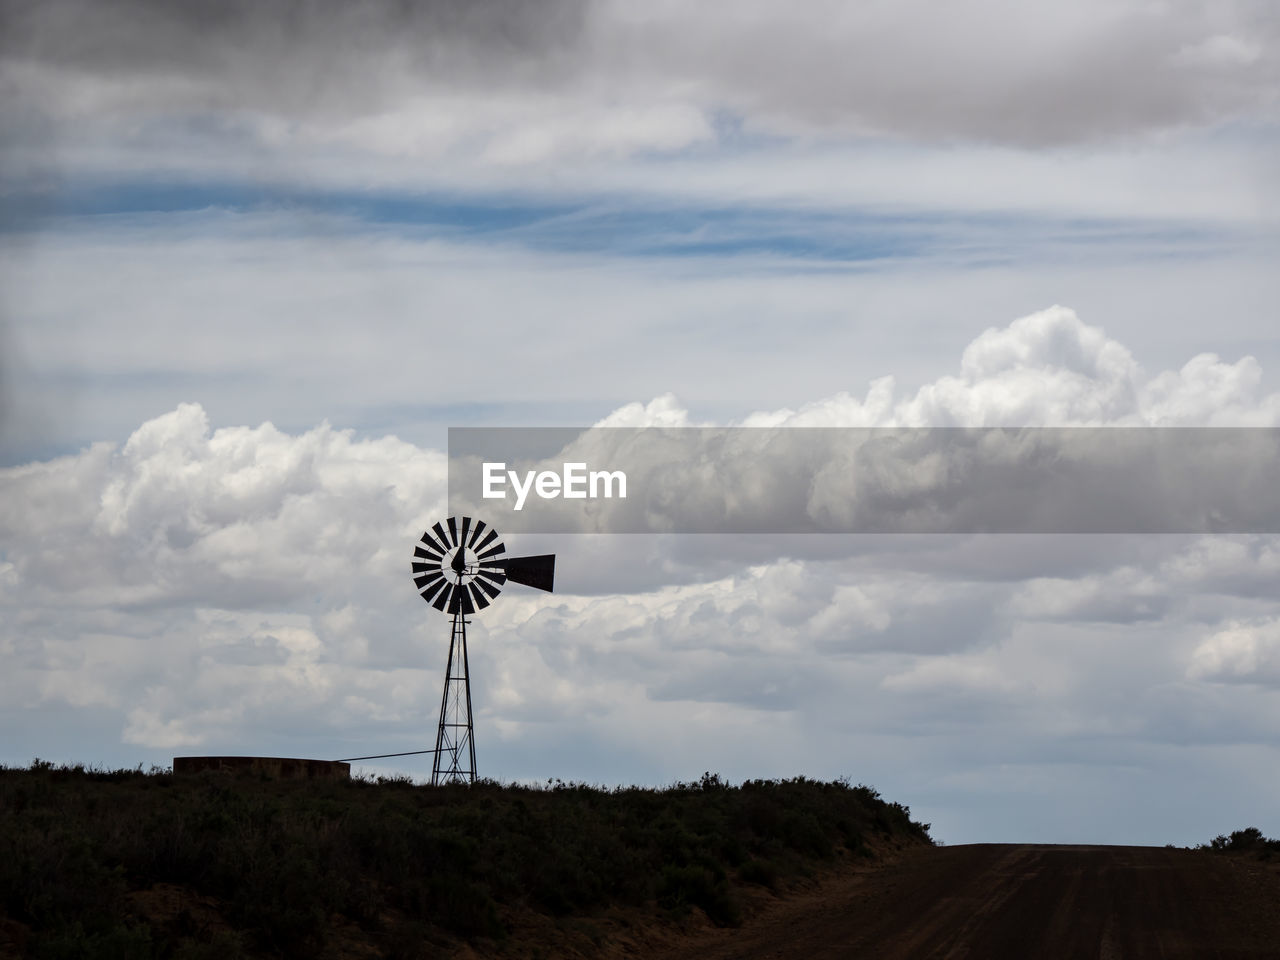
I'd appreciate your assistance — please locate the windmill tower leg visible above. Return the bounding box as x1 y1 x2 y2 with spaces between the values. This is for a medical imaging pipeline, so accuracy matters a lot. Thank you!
432 609 476 785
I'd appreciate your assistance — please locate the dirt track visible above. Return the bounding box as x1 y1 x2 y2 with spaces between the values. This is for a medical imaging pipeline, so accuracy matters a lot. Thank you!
660 845 1280 959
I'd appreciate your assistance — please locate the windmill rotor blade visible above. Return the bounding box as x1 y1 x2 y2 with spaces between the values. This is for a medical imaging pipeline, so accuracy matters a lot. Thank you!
478 542 506 561
446 516 459 547
474 576 502 599
432 582 454 611
468 583 490 610
414 545 442 562
411 562 431 575
501 554 555 592
458 516 472 551
468 520 488 548
474 529 499 553
449 585 475 615
421 578 449 605
420 530 448 555
431 522 451 555
413 571 443 591
477 569 507 588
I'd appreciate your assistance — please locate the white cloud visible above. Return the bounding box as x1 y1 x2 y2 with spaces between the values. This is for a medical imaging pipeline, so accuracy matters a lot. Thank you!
1189 619 1280 684
0 402 445 610
5 305 1279 612
5 208 1277 477
450 306 1280 540
593 393 698 428
5 306 1280 844
762 305 1280 428
1006 567 1170 623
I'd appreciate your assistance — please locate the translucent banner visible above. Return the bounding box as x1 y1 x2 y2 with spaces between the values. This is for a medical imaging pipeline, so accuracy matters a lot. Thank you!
447 427 1280 534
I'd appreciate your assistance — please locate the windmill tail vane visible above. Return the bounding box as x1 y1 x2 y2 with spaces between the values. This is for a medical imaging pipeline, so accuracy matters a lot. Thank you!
407 516 554 785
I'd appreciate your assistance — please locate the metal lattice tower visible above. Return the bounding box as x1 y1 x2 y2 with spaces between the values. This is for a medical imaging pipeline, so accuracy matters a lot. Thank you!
432 609 476 784
411 516 555 785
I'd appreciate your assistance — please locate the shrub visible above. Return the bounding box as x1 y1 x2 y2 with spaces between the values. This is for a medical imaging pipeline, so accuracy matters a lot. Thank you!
657 864 741 926
0 763 932 953
1202 827 1280 855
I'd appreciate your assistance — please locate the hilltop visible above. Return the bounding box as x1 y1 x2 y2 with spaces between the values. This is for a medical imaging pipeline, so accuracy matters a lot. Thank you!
0 762 933 958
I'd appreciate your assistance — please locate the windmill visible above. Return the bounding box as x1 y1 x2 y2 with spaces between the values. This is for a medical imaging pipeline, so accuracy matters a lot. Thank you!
412 516 554 785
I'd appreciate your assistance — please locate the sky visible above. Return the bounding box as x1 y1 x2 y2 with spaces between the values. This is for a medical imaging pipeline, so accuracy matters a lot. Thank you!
2 0 1280 845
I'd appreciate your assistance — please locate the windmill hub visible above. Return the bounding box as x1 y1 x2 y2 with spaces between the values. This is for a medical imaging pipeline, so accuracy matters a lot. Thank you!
447 545 475 580
411 516 555 785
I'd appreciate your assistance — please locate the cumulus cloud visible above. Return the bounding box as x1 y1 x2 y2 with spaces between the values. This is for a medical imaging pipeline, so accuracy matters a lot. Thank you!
0 402 445 609
1189 619 1280 684
0 409 457 755
452 307 1280 536
6 305 1280 607
762 306 1280 428
4 306 1280 846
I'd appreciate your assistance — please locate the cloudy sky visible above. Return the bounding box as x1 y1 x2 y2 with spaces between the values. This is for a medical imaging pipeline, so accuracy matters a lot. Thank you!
3 0 1280 845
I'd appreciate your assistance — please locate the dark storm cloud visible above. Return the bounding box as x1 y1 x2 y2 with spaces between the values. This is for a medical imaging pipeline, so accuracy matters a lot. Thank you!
641 0 1280 145
3 0 1275 148
0 0 589 112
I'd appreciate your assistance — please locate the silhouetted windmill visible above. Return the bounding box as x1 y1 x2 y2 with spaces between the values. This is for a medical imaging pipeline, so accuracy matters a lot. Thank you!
411 517 554 785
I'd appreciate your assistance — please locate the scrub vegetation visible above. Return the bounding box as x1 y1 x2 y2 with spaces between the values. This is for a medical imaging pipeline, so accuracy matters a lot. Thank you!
0 762 932 959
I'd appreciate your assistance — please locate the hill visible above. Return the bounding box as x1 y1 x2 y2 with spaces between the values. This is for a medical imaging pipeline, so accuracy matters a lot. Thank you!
0 762 933 958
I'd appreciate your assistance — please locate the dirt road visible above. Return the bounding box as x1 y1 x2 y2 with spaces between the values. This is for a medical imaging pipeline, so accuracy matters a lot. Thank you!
661 845 1280 959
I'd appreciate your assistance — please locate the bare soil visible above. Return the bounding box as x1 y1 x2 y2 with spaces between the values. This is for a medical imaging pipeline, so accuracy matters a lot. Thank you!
651 844 1280 960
